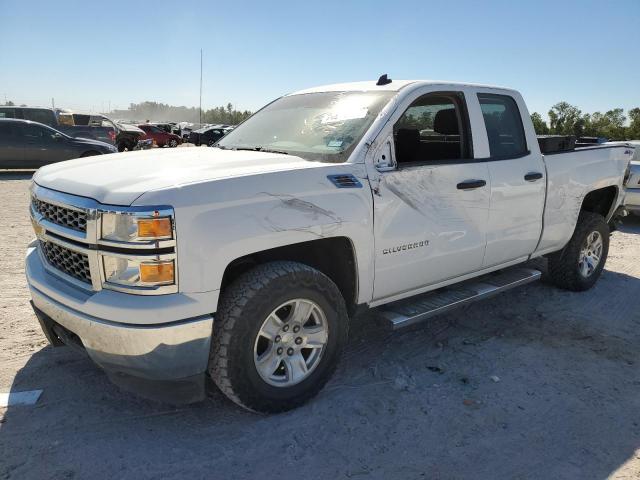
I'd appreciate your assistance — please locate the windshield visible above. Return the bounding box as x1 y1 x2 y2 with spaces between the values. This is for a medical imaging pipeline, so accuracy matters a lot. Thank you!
217 91 395 162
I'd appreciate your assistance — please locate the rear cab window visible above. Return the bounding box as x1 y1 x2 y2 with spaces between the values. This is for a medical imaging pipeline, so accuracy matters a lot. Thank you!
477 94 528 158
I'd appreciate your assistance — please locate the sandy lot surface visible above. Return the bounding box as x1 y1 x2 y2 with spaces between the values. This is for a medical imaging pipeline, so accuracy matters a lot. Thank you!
1 172 639 480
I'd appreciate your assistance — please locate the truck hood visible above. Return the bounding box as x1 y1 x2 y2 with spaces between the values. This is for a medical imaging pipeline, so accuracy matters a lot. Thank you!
33 147 320 205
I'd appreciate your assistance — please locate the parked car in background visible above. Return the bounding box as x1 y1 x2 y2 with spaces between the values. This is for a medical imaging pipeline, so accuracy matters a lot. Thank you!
0 107 118 145
607 140 640 215
138 124 182 147
177 122 200 142
114 123 151 152
188 125 231 146
0 119 116 168
150 123 176 134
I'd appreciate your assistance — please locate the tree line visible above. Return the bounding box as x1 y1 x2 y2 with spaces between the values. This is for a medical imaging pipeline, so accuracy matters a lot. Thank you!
531 103 640 140
110 101 252 125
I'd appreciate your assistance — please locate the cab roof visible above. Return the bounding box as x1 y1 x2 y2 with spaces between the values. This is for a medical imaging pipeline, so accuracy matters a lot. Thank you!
288 79 513 95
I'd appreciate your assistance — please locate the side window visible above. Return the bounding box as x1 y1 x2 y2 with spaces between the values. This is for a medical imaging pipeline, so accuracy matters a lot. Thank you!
393 93 470 164
22 109 56 127
477 94 527 158
0 108 16 119
21 124 56 142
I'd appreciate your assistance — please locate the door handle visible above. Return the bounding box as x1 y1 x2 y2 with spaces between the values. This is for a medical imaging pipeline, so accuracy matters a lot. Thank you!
524 172 543 182
456 179 487 190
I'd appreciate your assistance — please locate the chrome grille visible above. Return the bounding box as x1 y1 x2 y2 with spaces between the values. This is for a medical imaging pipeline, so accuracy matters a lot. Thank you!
40 241 91 284
32 198 87 233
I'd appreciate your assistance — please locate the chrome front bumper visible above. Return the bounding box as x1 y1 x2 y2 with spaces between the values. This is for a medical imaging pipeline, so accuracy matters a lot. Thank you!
26 245 214 403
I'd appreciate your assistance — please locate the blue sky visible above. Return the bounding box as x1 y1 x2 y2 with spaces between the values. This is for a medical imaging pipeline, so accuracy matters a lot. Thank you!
1 0 639 118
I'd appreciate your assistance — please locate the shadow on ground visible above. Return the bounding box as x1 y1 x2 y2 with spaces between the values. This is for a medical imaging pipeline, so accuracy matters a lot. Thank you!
2 266 640 479
619 214 640 235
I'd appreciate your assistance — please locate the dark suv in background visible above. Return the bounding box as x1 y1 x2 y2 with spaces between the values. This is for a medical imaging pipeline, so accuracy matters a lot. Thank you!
0 119 116 168
0 107 147 152
189 125 232 146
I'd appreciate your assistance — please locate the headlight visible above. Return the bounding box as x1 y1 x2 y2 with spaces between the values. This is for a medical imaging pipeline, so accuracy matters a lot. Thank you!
98 206 177 294
100 210 174 243
102 255 175 289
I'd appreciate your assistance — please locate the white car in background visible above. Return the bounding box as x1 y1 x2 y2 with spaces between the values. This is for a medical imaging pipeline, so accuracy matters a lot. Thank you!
607 141 640 215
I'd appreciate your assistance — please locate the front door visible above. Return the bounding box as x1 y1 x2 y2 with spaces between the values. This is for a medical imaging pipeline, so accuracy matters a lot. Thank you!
368 90 491 302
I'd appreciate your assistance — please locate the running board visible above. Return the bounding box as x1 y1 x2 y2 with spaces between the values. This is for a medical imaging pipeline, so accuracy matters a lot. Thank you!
377 267 542 330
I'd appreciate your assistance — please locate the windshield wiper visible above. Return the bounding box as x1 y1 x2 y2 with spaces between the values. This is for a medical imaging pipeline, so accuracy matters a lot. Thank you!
233 146 289 155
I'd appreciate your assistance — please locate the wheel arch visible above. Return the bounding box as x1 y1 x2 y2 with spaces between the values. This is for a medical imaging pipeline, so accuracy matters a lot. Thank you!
580 185 619 220
220 237 359 316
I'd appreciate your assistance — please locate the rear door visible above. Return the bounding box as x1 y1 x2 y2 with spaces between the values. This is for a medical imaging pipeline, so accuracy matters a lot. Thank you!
0 122 25 168
474 92 546 267
367 87 491 302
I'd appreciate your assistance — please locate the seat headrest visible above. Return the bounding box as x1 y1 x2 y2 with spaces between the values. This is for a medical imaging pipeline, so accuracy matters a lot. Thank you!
396 128 420 143
434 109 459 135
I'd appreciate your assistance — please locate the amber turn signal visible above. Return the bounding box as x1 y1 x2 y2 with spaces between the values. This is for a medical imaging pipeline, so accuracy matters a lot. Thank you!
139 262 175 284
137 218 172 238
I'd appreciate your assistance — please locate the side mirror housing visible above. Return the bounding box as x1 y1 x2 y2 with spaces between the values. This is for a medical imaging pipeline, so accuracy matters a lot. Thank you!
374 139 397 172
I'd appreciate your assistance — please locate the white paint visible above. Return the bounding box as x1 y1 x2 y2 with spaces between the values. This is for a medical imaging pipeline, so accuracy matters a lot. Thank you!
0 390 43 407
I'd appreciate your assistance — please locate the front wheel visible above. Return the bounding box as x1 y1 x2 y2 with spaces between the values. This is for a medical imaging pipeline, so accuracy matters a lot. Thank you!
546 211 609 291
169 139 178 147
208 261 349 413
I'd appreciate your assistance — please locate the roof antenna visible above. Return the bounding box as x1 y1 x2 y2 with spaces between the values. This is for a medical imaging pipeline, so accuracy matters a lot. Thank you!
376 74 392 86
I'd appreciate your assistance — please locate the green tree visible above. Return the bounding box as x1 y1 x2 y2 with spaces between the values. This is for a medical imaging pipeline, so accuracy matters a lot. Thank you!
628 107 640 139
548 102 583 136
583 109 626 140
530 112 549 134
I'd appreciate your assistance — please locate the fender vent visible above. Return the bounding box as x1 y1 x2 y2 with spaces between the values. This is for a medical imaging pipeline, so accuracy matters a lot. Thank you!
327 174 362 189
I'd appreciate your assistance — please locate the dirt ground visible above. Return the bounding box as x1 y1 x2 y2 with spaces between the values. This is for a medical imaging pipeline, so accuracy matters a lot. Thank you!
1 172 639 480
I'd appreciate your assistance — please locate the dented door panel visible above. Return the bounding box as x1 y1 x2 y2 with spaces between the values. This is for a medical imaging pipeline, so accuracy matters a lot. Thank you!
370 162 490 301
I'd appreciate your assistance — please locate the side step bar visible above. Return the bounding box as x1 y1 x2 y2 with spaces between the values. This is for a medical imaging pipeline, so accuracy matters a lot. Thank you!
377 267 542 330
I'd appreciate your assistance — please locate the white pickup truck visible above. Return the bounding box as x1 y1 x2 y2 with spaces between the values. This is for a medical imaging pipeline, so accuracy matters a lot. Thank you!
26 77 634 412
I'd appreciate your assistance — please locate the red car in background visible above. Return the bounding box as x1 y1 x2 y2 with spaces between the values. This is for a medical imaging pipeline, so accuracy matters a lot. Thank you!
138 124 182 147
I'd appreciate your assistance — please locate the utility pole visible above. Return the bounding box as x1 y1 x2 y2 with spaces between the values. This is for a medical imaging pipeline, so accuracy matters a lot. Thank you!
199 48 203 125
51 98 55 109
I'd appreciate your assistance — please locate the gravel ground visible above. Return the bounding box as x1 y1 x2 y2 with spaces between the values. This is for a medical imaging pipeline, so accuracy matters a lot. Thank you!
1 172 639 480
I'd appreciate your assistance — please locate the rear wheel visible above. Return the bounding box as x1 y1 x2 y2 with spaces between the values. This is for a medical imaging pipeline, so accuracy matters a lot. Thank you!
546 211 609 291
169 139 178 147
208 261 349 413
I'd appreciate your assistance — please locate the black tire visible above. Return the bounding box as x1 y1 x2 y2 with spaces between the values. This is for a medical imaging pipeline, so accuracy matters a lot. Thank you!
169 139 178 147
546 211 609 291
209 261 349 413
207 139 216 147
79 151 100 158
117 142 127 152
